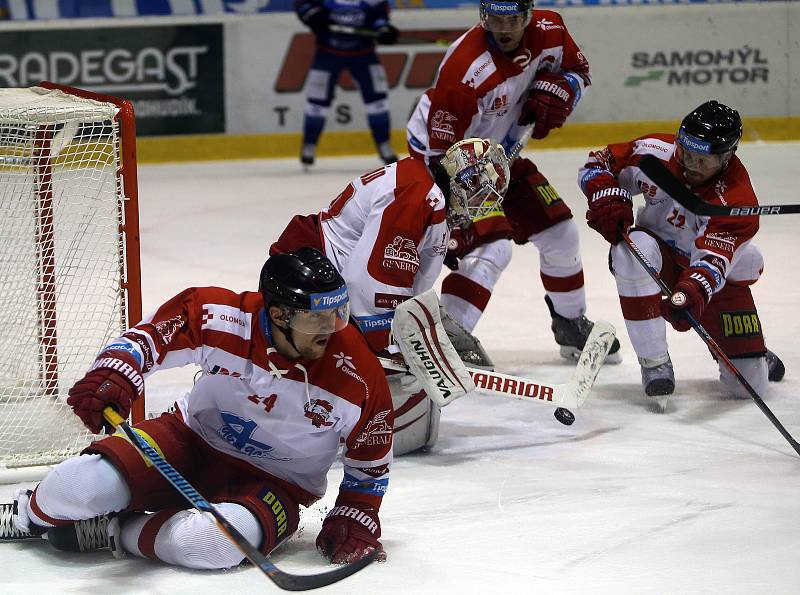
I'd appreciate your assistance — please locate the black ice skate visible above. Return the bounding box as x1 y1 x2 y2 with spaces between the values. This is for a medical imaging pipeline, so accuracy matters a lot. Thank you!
46 514 125 559
378 142 397 165
766 350 785 382
0 495 44 541
639 355 675 412
440 306 494 370
545 295 621 363
300 144 315 169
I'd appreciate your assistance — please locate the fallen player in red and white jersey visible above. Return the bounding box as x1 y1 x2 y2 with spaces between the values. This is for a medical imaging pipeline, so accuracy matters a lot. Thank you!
3 248 393 568
272 139 510 454
406 0 620 362
579 100 785 403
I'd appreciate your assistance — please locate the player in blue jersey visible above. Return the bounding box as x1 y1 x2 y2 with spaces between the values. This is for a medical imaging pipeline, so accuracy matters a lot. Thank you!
295 0 400 167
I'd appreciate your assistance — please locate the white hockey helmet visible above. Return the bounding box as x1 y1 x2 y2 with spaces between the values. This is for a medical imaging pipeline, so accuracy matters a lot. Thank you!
440 138 510 227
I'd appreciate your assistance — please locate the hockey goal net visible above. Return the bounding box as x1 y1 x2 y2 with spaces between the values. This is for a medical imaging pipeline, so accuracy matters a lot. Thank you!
0 83 142 479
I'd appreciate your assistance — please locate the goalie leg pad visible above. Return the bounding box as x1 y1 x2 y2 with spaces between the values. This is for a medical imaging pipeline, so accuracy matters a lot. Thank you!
391 288 475 407
389 374 441 456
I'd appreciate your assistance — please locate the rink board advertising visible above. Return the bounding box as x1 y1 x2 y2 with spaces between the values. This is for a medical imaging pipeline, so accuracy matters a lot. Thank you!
0 24 224 136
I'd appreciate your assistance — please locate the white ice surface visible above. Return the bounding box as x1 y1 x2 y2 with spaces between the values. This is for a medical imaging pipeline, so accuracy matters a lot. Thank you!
2 143 799 594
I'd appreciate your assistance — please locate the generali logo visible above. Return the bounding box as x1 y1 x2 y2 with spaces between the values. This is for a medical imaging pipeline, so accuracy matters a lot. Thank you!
383 236 420 272
274 30 465 93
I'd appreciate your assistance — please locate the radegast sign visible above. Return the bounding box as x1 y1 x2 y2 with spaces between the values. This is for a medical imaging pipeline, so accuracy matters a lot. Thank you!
625 46 769 87
0 24 224 135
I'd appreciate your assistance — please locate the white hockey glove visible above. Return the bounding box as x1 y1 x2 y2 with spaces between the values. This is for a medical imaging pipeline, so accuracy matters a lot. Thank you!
391 289 475 407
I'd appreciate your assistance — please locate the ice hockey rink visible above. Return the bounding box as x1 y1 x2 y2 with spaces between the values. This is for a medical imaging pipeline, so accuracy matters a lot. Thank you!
2 142 799 594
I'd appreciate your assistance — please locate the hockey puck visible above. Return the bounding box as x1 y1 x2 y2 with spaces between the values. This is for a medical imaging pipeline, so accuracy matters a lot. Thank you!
554 407 575 426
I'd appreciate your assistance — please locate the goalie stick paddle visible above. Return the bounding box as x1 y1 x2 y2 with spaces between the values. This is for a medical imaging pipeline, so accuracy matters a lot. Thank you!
638 155 800 217
102 408 377 591
620 234 800 457
380 319 616 410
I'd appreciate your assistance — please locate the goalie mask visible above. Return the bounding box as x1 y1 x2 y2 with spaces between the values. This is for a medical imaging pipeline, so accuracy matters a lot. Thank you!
676 100 742 186
440 138 510 228
259 247 350 337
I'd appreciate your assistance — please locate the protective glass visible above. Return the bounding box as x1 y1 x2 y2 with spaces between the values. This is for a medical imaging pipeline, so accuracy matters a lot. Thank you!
281 287 350 335
480 2 531 33
675 142 730 180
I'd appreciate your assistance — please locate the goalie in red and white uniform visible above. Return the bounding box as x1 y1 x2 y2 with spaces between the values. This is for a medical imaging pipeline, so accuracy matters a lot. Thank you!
406 0 620 362
579 100 784 400
271 138 510 454
4 248 393 568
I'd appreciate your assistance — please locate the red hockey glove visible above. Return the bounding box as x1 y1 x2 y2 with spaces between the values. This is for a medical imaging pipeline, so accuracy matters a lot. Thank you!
316 504 385 564
586 187 634 244
518 72 576 140
66 351 143 434
444 224 478 270
660 267 717 332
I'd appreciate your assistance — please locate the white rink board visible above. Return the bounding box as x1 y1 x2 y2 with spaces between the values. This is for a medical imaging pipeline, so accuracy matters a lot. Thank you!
225 3 800 134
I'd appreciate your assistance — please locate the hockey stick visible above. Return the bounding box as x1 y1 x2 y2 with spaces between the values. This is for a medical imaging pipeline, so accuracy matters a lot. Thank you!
506 125 534 162
381 318 615 409
102 408 377 591
620 233 800 457
328 24 451 46
638 155 800 217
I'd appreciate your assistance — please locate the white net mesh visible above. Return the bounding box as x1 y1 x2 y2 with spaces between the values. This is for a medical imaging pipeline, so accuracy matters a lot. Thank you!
0 87 129 469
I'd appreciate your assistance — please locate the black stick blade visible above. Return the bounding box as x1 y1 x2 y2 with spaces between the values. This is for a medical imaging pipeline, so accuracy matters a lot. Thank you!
266 550 378 591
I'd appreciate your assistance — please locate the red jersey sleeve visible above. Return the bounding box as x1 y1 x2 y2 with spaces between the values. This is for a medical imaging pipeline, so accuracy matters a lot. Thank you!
338 353 394 511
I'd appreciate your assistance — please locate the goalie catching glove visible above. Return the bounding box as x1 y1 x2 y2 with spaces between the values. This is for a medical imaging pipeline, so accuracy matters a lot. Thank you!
316 503 385 564
67 348 143 434
391 288 475 407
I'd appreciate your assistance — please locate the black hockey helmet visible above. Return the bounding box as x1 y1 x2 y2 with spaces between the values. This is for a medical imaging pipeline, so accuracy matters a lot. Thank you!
259 247 349 334
480 0 533 16
480 0 533 32
677 100 743 155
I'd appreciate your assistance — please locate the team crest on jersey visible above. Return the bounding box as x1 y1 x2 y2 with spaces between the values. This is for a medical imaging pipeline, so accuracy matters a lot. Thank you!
431 109 457 143
304 399 334 428
154 315 184 345
354 410 392 447
536 18 564 31
383 236 420 273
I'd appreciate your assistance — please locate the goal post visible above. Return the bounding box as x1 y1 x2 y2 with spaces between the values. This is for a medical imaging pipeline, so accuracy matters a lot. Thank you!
0 83 143 479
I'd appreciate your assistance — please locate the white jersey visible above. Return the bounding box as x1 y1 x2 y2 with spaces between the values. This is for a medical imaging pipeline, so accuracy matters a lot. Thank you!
277 158 450 352
407 10 590 162
101 286 393 506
